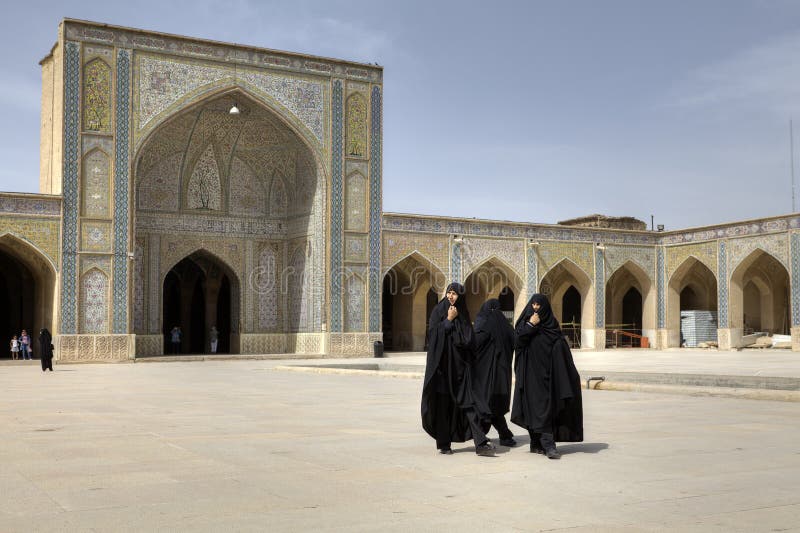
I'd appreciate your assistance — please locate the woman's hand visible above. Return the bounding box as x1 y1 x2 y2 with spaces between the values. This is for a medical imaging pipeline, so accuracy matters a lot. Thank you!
447 305 459 321
529 312 540 326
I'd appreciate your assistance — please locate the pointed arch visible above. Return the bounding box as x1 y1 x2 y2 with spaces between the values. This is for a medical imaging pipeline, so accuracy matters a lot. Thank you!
605 260 656 344
135 85 328 178
538 258 594 338
667 256 718 347
729 248 790 334
382 251 447 351
463 255 524 321
0 233 57 341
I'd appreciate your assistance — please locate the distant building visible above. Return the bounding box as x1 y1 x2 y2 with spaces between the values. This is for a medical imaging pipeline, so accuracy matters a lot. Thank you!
558 214 648 231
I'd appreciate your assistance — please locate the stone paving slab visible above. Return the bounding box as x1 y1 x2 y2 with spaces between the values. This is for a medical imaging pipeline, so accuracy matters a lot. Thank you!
1 361 800 531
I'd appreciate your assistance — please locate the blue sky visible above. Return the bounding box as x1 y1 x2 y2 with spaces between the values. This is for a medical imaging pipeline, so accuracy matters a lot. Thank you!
2 0 800 229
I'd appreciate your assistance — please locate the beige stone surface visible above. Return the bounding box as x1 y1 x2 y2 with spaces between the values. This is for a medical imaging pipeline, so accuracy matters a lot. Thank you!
1 358 799 531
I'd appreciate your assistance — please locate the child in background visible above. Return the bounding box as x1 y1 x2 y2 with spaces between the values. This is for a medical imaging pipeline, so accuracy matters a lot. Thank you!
10 335 19 360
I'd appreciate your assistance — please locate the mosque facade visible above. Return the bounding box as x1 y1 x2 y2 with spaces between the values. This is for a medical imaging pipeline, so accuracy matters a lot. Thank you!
1 19 799 361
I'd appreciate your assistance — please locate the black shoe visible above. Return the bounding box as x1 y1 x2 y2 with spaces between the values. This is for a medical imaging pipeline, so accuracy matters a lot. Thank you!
530 443 545 454
499 437 517 447
545 447 561 460
475 442 496 457
439 448 453 455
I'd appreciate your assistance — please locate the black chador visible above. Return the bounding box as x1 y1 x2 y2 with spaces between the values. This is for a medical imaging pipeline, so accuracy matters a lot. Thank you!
421 283 495 456
511 293 583 459
473 299 517 447
39 328 54 372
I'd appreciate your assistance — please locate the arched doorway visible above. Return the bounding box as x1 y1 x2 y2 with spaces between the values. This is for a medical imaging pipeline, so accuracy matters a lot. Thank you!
0 235 55 357
498 286 515 324
729 249 790 336
381 253 445 351
539 259 593 348
605 261 655 347
162 251 238 354
667 257 718 347
463 258 523 322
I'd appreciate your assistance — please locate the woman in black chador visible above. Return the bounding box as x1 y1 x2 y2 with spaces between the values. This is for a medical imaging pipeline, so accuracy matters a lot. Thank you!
421 282 495 456
38 328 54 372
473 298 517 447
511 293 583 459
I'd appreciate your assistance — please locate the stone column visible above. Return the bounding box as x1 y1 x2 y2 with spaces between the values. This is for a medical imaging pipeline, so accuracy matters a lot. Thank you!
716 240 734 349
790 233 800 351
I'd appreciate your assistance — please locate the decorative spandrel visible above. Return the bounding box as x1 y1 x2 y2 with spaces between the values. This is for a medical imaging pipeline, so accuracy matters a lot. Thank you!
83 58 112 133
346 93 367 158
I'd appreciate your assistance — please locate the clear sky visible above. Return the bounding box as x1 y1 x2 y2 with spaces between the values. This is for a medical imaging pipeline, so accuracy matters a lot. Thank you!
2 0 800 230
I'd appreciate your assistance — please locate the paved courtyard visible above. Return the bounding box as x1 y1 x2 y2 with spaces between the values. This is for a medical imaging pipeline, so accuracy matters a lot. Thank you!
1 359 799 532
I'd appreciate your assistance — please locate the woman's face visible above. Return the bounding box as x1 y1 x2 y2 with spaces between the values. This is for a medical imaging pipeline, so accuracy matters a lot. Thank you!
446 290 458 305
532 302 541 312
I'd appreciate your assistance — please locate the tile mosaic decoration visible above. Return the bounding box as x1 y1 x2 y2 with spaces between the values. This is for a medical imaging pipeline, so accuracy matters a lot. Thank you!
792 233 800 326
256 245 279 331
344 274 366 332
594 248 605 328
229 157 266 217
133 237 144 332
718 240 728 328
80 269 109 333
382 214 658 245
66 21 382 83
536 242 594 281
0 217 60 266
368 86 382 331
660 215 800 245
113 48 131 334
60 41 81 334
657 247 665 329
451 241 462 283
0 195 61 217
666 242 718 278
345 172 367 232
345 234 368 262
269 177 287 217
382 232 449 277
603 245 656 281
461 237 524 281
80 149 111 217
187 145 222 210
82 57 112 133
727 233 789 274
135 54 326 146
526 244 538 297
330 80 344 332
346 93 367 158
80 221 112 252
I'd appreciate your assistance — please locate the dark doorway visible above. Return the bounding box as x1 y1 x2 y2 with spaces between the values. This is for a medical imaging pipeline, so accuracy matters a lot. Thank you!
424 287 438 350
0 252 34 358
382 275 394 350
499 286 515 324
680 286 699 310
562 285 582 347
622 287 643 334
562 286 581 324
162 252 235 354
